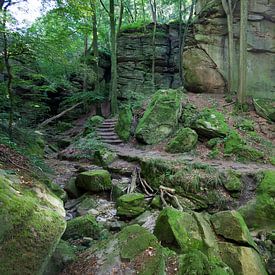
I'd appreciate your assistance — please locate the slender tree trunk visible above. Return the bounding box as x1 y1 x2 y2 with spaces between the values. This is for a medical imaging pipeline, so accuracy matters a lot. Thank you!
238 0 248 105
179 0 183 84
180 0 195 85
133 0 137 22
221 0 235 94
2 6 14 138
110 0 118 114
91 0 100 94
141 0 146 31
149 0 157 91
83 34 88 92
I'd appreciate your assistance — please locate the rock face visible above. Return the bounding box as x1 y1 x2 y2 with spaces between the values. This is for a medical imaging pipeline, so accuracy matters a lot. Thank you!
135 89 184 144
194 0 275 99
253 98 275 122
117 23 183 98
0 170 66 275
182 48 225 93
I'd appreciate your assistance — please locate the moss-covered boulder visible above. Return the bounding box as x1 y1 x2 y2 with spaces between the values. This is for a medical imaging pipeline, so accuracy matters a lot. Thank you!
64 177 81 198
239 170 275 230
182 48 225 94
154 207 203 253
0 171 66 275
253 98 275 122
191 108 229 138
62 224 167 274
211 211 257 250
223 171 243 193
75 169 112 192
219 242 267 275
44 240 76 275
135 89 184 144
178 250 233 275
116 193 147 218
62 214 101 240
166 127 198 153
115 106 133 141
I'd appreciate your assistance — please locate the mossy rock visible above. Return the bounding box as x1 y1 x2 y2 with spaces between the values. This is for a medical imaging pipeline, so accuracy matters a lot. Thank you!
115 106 133 141
76 195 97 216
116 193 147 218
253 98 275 122
44 240 76 275
44 179 68 202
239 170 275 230
211 210 257 250
135 89 184 144
218 242 267 275
94 148 117 167
181 103 197 127
223 171 243 193
62 214 101 240
75 169 112 192
154 207 203 253
64 177 81 198
191 108 230 138
118 224 166 274
166 127 198 153
178 250 233 275
0 171 66 275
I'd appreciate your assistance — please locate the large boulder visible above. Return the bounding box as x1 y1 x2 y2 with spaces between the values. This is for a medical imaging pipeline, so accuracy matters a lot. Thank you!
191 108 230 138
62 224 167 274
115 106 133 141
166 127 198 153
116 193 147 218
0 170 66 275
239 170 275 230
75 169 112 192
253 98 275 122
182 48 225 93
135 89 184 144
211 210 257 250
219 242 267 275
62 214 101 240
153 207 203 253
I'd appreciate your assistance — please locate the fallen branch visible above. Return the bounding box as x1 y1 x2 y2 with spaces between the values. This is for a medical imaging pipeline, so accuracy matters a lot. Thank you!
38 102 82 128
128 167 138 193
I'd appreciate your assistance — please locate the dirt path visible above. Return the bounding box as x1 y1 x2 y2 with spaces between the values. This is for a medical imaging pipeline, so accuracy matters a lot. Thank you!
108 143 274 174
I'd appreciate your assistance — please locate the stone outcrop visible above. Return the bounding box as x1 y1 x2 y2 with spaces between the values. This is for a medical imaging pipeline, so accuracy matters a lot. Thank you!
117 23 183 98
194 0 275 99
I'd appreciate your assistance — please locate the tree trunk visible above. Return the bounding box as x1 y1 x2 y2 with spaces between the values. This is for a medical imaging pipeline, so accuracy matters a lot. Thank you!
83 34 89 93
221 0 235 94
110 0 118 114
133 0 137 21
141 0 146 31
2 6 14 138
237 0 248 105
179 0 183 84
149 0 157 91
91 0 100 94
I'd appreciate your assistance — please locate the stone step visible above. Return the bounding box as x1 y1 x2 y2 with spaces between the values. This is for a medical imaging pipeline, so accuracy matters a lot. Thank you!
102 139 123 145
100 135 121 140
97 132 118 137
102 122 117 126
98 125 116 130
104 119 118 123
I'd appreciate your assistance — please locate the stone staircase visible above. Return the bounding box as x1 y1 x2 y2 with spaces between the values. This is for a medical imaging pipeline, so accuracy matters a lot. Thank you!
97 118 123 145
